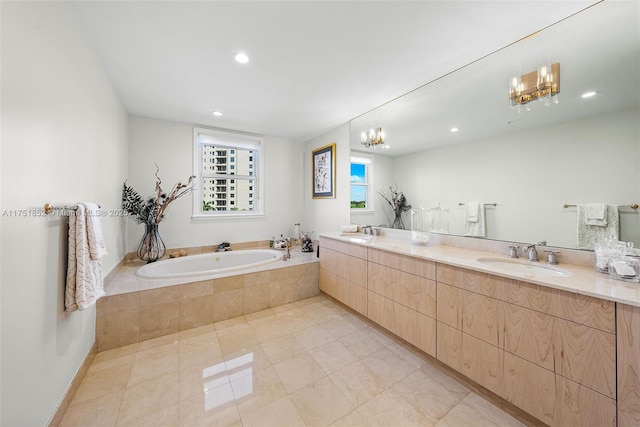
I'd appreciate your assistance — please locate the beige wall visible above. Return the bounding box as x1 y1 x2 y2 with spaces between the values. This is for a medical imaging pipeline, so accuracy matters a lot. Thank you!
1 2 129 424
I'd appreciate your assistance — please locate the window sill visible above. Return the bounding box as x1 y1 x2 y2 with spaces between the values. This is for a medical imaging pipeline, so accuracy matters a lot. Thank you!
350 209 376 215
191 212 266 221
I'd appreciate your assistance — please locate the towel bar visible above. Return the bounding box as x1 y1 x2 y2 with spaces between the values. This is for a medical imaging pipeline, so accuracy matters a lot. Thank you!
458 202 497 207
563 203 638 209
44 203 101 215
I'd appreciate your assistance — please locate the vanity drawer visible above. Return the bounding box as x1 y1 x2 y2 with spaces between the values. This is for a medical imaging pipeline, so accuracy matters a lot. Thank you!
367 290 436 356
368 262 436 318
319 237 367 259
319 247 367 287
319 269 367 316
437 274 616 398
436 264 615 333
368 247 436 280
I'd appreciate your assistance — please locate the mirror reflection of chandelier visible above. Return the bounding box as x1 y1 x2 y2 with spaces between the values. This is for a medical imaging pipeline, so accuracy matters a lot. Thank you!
509 63 560 111
360 127 386 148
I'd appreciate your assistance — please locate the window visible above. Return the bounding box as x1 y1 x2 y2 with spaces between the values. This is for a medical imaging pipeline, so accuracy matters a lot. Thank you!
193 127 264 218
350 155 373 210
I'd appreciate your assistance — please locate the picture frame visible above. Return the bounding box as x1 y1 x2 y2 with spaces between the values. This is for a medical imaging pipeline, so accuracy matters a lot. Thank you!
312 143 336 199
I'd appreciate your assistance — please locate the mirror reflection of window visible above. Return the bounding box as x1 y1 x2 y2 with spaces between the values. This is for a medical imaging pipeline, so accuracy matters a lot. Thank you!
350 156 372 210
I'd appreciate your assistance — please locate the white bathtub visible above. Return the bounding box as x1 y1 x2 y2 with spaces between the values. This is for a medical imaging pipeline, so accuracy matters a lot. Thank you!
135 249 284 279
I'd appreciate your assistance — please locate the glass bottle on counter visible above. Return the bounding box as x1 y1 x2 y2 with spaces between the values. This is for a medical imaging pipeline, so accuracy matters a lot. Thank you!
410 208 430 245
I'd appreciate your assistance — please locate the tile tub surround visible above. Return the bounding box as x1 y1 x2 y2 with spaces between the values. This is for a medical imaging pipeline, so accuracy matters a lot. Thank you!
320 232 640 307
97 248 319 351
61 295 529 427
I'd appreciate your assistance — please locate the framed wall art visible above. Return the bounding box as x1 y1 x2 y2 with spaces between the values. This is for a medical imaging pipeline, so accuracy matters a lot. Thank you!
312 143 336 199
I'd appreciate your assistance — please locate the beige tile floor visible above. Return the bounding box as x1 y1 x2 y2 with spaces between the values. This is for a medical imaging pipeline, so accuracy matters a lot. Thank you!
60 295 526 427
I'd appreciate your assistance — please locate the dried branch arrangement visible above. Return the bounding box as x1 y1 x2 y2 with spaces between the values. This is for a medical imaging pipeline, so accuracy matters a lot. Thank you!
378 185 412 229
122 164 195 224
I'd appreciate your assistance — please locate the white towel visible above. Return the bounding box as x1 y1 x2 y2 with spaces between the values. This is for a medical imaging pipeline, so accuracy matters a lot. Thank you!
464 203 486 237
466 202 480 223
585 203 608 226
85 202 107 260
576 204 619 250
65 203 105 312
340 225 358 233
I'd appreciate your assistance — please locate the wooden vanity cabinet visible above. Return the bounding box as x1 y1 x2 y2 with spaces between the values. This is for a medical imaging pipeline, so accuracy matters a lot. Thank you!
319 237 636 426
366 248 437 356
318 237 368 316
617 303 640 427
437 265 616 426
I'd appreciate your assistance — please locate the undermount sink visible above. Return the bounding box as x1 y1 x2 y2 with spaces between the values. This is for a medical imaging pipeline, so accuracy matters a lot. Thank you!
476 257 573 277
340 233 375 243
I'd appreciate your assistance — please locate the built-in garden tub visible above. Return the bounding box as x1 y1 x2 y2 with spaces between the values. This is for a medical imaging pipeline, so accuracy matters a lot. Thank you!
97 248 319 351
136 249 284 279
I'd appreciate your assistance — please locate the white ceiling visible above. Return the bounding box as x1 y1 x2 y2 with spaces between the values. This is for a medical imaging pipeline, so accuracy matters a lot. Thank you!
72 0 600 142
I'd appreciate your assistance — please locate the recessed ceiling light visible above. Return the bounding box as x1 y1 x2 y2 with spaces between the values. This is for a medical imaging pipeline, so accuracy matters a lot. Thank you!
234 52 250 64
450 127 459 133
582 91 597 98
212 111 223 117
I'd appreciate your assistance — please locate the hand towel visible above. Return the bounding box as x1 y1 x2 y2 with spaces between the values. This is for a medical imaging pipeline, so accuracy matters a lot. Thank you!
585 203 608 226
611 260 637 277
466 202 480 223
65 203 105 312
340 225 358 233
576 204 619 250
464 203 486 237
85 202 107 260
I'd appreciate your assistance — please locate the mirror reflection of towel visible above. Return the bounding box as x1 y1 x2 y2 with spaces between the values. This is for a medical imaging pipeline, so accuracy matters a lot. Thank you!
466 202 480 223
576 204 619 250
585 203 608 226
464 203 485 237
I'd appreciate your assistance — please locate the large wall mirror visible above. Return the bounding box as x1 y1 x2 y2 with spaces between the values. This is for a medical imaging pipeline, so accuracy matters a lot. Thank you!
350 1 639 250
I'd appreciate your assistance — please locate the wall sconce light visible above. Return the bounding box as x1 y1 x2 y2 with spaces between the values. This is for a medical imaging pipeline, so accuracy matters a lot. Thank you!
361 127 385 148
509 62 560 110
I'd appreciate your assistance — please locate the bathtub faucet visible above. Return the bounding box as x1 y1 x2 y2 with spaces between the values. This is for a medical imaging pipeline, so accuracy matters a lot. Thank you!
274 237 291 260
282 238 291 260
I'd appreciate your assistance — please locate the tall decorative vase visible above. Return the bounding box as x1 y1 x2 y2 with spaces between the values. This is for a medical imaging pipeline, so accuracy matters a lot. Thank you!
392 211 405 229
137 223 166 263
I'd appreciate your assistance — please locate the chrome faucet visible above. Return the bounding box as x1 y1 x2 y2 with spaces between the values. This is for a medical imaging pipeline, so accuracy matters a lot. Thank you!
524 244 539 262
282 238 291 260
508 245 519 259
544 250 561 265
274 237 291 260
361 225 373 235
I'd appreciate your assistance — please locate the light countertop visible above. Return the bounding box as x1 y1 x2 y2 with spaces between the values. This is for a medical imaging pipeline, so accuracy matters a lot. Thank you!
319 232 640 307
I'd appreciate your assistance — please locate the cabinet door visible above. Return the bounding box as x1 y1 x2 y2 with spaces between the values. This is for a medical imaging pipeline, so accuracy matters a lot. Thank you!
436 283 462 330
503 303 555 372
553 317 616 399
460 332 503 396
503 352 556 426
618 303 640 427
437 321 463 372
462 290 504 348
368 262 436 317
554 375 616 427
